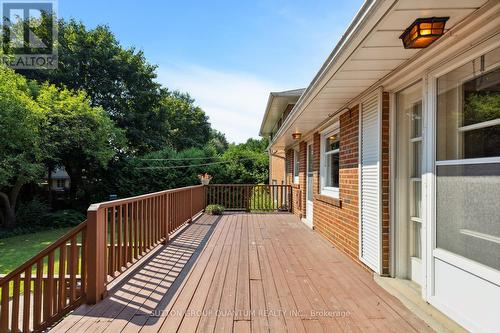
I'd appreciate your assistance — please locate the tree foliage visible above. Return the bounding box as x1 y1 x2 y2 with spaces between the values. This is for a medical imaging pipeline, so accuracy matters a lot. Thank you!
160 91 211 151
0 67 44 227
17 19 165 153
36 83 126 204
0 17 269 230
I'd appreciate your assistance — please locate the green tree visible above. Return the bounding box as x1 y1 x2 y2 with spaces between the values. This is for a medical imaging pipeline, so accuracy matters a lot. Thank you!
160 91 211 150
16 19 165 153
214 138 269 184
9 17 215 154
208 129 229 154
36 83 126 206
0 67 44 227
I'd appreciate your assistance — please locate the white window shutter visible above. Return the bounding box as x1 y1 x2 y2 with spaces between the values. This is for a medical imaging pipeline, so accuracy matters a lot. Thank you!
359 93 382 273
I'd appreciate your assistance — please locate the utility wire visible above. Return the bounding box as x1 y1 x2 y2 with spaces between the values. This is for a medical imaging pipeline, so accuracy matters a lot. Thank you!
137 157 256 170
140 156 220 161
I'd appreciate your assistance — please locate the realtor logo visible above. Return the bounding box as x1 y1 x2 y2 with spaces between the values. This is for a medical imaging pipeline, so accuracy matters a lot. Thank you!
1 0 58 69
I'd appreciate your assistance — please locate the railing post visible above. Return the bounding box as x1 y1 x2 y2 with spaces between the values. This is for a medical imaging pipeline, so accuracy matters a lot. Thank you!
86 205 107 304
188 188 193 223
204 185 207 211
245 186 250 212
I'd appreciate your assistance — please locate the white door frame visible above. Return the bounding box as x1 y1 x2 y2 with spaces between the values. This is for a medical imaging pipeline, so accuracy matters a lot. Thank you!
390 80 426 292
304 142 314 228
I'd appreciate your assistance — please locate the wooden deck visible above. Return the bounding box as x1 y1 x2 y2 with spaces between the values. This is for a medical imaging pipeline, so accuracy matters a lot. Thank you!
51 213 432 333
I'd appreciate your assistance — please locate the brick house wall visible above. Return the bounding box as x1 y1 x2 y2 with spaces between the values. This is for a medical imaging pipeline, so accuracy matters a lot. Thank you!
312 105 364 266
269 151 286 185
282 97 391 274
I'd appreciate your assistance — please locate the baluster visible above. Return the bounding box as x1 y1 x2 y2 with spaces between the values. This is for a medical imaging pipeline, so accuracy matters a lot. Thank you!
23 266 32 332
58 245 66 311
12 275 21 332
110 207 115 276
33 259 43 329
0 281 9 332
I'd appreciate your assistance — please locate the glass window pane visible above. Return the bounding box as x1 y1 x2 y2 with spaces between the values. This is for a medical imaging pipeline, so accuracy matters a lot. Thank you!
410 181 421 218
326 134 339 152
307 146 313 171
325 152 339 188
463 125 500 159
436 163 500 271
437 47 500 161
293 151 299 177
412 141 422 178
411 102 422 138
307 173 313 201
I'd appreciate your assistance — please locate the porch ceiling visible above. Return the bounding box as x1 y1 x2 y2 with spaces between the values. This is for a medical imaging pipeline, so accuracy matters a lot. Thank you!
270 0 488 149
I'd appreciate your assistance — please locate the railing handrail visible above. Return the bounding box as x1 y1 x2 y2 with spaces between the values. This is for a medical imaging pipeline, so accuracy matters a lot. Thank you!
0 183 295 332
206 184 287 186
0 221 87 286
88 184 204 211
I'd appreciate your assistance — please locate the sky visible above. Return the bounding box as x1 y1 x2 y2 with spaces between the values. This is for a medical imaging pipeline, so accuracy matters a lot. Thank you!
58 0 364 143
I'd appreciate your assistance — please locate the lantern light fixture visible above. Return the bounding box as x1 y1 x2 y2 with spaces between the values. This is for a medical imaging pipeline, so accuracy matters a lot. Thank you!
399 17 449 49
292 131 302 141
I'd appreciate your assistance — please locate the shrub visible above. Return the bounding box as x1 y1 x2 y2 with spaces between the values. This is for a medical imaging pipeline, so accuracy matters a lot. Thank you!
15 198 50 226
205 204 224 215
45 210 85 228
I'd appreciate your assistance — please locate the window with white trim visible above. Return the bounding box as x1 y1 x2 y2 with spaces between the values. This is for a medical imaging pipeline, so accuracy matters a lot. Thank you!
321 124 340 198
293 149 299 183
435 46 500 272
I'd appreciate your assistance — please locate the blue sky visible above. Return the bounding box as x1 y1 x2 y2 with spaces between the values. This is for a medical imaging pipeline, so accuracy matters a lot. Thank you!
59 0 363 143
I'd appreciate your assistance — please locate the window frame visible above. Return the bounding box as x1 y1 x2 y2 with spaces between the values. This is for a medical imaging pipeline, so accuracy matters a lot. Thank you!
436 51 500 163
293 149 299 184
320 123 340 198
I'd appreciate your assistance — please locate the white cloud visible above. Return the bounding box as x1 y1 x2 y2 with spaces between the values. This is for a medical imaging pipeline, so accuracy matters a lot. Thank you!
156 64 286 144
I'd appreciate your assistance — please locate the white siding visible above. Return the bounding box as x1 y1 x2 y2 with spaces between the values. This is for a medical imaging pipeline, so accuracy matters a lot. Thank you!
360 94 381 273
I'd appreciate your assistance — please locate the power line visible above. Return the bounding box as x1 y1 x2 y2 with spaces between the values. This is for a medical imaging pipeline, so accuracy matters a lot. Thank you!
137 157 256 170
140 156 220 161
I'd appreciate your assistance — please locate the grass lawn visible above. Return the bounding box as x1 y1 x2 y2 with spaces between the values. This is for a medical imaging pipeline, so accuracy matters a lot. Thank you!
0 227 71 275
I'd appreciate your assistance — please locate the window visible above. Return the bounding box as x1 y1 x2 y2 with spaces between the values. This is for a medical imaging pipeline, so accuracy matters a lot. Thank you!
55 179 65 189
293 149 299 183
436 46 500 271
321 124 340 198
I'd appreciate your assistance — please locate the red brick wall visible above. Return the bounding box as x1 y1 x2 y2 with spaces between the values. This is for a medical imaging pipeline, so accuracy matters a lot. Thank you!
313 105 365 267
311 99 391 274
281 96 391 275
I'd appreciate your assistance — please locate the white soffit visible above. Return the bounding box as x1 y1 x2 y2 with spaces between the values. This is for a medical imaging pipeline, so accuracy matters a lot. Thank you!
260 89 305 136
271 0 488 149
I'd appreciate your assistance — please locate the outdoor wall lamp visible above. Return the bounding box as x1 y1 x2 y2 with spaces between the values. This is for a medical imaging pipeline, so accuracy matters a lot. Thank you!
400 17 449 49
292 131 302 141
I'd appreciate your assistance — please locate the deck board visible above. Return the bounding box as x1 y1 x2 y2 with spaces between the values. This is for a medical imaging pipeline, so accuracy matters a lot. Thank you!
51 213 433 333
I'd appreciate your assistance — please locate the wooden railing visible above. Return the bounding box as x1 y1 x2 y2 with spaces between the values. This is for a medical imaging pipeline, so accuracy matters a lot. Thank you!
0 222 87 333
85 185 205 304
0 185 205 332
205 184 292 212
0 184 292 332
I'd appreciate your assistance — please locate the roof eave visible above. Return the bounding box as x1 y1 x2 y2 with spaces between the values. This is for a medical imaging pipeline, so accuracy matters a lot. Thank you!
269 0 380 147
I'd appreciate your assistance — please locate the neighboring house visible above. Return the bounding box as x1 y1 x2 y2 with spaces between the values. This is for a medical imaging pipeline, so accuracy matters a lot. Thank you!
260 1 500 332
261 89 304 185
50 166 71 191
